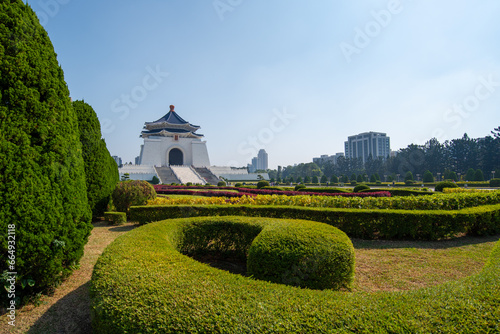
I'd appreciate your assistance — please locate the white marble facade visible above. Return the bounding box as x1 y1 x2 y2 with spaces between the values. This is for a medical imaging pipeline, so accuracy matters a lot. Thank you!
138 105 211 167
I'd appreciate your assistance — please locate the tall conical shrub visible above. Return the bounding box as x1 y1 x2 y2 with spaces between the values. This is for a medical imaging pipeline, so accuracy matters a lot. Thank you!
73 100 119 217
0 0 92 304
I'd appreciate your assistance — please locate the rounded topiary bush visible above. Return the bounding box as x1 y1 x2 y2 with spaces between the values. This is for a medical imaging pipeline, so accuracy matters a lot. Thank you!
257 180 270 189
353 184 370 193
435 181 458 192
218 180 227 187
247 221 355 290
112 180 156 212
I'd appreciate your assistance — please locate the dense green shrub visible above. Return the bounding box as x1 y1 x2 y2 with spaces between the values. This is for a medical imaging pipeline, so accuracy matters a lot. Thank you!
73 100 119 217
91 217 500 333
129 203 500 240
257 180 270 189
151 175 160 185
475 169 485 181
466 168 476 181
0 1 92 305
295 184 306 191
104 212 126 225
247 220 354 290
490 179 500 187
218 180 227 187
423 170 434 183
350 180 357 186
112 181 156 213
235 183 243 187
353 184 370 193
435 181 458 192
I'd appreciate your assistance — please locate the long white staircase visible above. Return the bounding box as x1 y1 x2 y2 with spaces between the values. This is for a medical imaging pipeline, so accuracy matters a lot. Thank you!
170 166 206 185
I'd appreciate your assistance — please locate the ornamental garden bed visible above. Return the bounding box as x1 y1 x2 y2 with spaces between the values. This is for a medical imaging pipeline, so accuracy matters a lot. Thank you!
90 216 500 333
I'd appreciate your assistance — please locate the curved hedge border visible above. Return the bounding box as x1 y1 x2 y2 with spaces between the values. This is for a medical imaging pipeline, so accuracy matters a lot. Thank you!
91 217 500 333
130 204 500 240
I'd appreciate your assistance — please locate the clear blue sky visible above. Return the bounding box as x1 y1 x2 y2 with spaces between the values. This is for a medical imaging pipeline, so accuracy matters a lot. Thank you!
29 0 500 169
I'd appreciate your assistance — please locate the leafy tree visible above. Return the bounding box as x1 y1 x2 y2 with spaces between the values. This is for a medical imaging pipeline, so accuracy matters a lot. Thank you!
350 173 357 181
423 170 434 183
151 176 160 185
356 174 363 182
404 171 414 181
312 175 319 184
320 175 328 183
466 168 476 181
370 174 377 182
331 175 338 183
444 170 458 181
296 176 303 183
0 1 91 304
304 176 311 183
474 169 484 181
73 100 118 217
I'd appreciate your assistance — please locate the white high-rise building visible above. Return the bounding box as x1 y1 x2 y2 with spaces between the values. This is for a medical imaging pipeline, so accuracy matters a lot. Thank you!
257 149 268 170
344 132 390 163
249 149 268 172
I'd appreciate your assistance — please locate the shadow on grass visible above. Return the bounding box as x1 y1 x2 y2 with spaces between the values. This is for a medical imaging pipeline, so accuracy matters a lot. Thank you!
28 282 91 334
352 234 500 250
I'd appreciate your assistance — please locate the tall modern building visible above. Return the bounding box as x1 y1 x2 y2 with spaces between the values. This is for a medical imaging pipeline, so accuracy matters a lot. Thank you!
344 132 390 163
112 156 123 167
257 149 268 170
248 149 269 172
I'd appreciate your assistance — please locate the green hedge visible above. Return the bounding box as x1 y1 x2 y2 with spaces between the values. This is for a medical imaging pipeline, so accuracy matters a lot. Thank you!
91 218 500 333
103 212 126 225
129 204 500 240
361 188 434 196
298 187 351 193
247 219 354 290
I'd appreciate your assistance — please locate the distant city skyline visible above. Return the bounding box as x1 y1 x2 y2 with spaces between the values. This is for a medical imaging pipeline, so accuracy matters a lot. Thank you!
29 1 500 169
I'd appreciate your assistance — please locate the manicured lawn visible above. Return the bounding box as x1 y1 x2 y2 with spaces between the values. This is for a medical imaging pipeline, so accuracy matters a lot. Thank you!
352 234 499 292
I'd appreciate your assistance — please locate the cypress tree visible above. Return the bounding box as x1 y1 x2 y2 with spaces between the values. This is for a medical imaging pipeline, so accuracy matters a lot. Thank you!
73 100 119 217
0 1 91 304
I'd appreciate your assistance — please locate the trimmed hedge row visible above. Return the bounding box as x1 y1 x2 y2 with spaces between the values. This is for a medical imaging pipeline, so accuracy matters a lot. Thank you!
361 188 435 196
103 212 126 225
129 204 500 240
91 217 500 333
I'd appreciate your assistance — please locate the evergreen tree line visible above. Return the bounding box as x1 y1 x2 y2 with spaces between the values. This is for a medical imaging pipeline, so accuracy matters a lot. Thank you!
272 129 500 183
1 1 117 305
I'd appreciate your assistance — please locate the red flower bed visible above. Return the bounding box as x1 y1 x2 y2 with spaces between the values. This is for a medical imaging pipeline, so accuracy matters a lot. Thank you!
153 185 391 198
154 188 256 198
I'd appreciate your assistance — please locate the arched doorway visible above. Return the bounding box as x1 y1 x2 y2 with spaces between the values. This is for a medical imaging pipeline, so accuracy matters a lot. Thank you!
169 148 183 165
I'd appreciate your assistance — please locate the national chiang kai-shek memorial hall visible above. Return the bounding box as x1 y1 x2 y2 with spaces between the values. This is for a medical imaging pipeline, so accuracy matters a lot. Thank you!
138 105 210 167
118 105 268 184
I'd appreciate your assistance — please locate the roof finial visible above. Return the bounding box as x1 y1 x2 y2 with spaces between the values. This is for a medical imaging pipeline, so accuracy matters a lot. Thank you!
170 105 175 112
